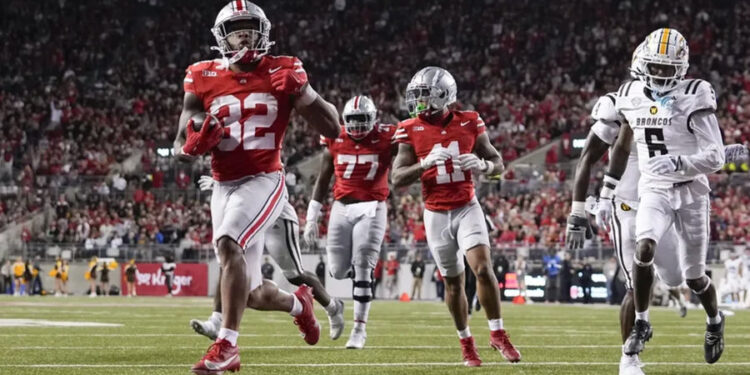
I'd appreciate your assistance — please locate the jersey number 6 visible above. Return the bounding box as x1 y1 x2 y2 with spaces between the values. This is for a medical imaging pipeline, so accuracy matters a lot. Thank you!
645 128 669 157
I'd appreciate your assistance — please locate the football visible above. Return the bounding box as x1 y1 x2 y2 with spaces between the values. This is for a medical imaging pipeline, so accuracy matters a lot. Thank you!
189 112 220 132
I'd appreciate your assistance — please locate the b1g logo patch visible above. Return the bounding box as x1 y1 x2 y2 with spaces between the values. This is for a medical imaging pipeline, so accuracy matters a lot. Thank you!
621 203 632 211
649 106 658 115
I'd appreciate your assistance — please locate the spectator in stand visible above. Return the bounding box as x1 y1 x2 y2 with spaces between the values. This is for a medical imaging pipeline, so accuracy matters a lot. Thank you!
125 259 137 297
410 253 425 300
385 252 399 299
543 250 561 303
515 255 528 301
580 259 593 304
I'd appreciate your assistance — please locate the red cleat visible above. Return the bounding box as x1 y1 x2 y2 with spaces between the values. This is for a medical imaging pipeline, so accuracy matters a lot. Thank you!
490 329 521 362
293 284 320 345
191 338 240 375
460 336 482 367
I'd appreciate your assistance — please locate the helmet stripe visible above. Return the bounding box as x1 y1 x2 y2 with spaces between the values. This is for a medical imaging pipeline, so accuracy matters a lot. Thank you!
354 96 360 109
235 0 244 11
659 28 671 55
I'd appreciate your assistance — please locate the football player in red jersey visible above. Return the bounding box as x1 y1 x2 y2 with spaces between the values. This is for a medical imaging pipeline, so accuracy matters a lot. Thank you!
173 2 339 374
303 95 396 349
391 67 520 367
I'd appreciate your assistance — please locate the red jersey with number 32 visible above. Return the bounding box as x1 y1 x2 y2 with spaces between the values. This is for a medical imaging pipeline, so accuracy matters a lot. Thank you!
183 55 304 181
321 124 395 202
393 111 485 211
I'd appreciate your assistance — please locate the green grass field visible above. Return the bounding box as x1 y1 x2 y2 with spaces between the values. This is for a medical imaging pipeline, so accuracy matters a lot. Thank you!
0 296 748 375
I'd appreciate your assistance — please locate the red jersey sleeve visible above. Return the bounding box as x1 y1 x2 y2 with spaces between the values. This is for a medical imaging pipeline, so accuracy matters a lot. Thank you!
393 122 411 144
476 114 486 135
183 66 197 95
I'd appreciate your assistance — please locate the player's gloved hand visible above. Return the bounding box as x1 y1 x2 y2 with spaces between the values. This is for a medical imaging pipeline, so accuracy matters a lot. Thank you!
182 114 223 156
647 155 683 174
303 200 323 247
420 148 452 169
457 153 494 175
725 144 749 164
595 198 613 231
198 175 215 191
270 66 309 96
565 214 592 250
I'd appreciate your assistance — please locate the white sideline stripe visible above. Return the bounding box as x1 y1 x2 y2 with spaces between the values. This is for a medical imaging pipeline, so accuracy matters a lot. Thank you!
6 344 750 350
2 362 750 368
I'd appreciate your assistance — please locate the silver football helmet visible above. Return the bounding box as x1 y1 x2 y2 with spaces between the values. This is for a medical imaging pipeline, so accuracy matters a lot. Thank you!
342 95 377 139
211 1 274 64
633 28 689 94
405 67 457 118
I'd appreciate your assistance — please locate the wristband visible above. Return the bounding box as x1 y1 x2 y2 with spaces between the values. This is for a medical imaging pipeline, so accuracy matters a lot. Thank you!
483 160 494 175
571 201 586 217
306 200 323 222
298 84 319 106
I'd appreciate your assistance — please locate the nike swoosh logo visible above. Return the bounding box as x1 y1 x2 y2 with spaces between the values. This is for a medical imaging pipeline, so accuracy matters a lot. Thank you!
460 121 470 126
268 67 282 74
204 354 238 370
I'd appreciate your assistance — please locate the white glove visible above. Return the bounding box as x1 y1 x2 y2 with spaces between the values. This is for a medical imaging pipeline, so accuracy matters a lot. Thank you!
420 147 452 169
303 200 323 247
647 155 682 174
198 175 215 191
303 221 319 248
457 153 492 174
594 198 613 231
725 144 749 164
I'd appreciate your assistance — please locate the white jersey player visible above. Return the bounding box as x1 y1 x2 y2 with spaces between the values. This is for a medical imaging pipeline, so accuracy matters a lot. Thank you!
189 175 345 342
603 28 725 364
723 254 742 303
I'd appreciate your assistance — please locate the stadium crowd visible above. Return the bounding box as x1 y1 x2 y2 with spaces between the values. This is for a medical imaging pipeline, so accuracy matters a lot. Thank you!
2 0 750 246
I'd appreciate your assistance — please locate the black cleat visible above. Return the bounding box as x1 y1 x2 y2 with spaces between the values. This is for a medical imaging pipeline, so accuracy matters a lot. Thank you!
705 312 725 364
623 319 652 355
679 306 687 318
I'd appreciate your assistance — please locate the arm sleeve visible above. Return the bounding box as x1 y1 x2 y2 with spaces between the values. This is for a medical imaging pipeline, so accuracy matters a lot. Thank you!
679 111 725 177
476 115 486 135
590 120 619 145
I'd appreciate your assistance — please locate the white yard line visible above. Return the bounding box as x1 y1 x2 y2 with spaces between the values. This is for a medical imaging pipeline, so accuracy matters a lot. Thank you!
5 344 750 350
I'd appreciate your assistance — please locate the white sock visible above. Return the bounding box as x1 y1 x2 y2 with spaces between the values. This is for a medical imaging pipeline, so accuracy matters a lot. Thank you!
217 328 238 346
209 311 222 326
289 294 303 316
457 327 472 339
324 298 339 316
707 314 722 325
352 266 373 328
488 318 504 331
635 310 649 322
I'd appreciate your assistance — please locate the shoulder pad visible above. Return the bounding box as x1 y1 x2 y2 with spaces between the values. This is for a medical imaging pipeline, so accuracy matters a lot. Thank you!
683 79 717 112
266 55 302 69
617 80 639 98
591 93 619 122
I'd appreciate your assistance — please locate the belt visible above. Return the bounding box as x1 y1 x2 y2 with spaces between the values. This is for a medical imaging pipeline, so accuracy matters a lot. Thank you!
673 180 693 188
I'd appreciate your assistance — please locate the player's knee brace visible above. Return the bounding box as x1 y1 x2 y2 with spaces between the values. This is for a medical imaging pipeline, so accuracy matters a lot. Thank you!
687 275 711 295
352 280 373 303
633 240 655 267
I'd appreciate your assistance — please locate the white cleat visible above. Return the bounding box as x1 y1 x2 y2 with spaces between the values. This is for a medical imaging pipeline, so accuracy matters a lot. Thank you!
328 299 345 340
345 327 367 349
619 353 645 375
190 319 218 341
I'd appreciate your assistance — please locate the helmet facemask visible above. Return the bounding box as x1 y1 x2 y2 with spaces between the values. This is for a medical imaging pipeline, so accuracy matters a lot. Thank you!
212 15 273 64
344 113 375 140
406 85 447 118
638 56 687 95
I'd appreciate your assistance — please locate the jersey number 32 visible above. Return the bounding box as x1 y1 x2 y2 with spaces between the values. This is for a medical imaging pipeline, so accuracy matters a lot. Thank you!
210 93 278 151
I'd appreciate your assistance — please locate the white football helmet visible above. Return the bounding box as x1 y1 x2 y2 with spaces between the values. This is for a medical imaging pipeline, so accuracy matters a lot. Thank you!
405 67 457 118
633 28 689 94
211 1 274 64
342 95 377 139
